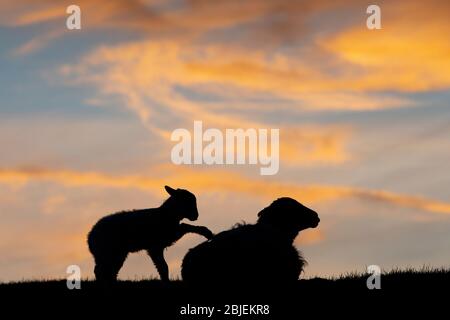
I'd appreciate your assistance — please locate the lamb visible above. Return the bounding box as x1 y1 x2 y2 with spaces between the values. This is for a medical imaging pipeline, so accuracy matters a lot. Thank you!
181 197 320 284
87 186 213 283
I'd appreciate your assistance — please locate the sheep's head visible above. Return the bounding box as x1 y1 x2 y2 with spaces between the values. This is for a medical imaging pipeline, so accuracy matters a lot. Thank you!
164 185 199 221
257 197 320 236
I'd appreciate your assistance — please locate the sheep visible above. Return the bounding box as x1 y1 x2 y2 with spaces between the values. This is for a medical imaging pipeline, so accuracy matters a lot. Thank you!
87 186 213 283
181 197 320 284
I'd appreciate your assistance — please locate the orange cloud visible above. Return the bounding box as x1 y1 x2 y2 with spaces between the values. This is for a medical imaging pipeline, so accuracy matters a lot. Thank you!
321 1 450 92
0 0 343 32
281 126 350 165
1 166 450 216
61 38 413 137
61 40 352 165
7 0 447 108
322 1 450 94
1 0 160 28
11 4 65 26
6 0 450 97
14 29 65 56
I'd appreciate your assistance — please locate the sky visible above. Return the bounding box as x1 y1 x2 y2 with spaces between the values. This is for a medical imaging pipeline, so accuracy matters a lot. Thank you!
0 0 450 281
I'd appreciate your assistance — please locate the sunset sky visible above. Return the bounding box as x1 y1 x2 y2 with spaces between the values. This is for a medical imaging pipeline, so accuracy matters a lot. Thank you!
1 0 450 281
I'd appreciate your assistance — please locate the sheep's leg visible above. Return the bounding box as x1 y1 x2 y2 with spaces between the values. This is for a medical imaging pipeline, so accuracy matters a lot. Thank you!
94 252 127 283
147 248 169 282
179 223 214 239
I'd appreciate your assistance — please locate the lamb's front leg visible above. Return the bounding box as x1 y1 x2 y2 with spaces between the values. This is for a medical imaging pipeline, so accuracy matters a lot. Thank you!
147 248 169 282
179 223 214 240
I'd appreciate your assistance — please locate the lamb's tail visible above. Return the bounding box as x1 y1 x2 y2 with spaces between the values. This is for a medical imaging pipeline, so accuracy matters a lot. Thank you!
87 222 102 255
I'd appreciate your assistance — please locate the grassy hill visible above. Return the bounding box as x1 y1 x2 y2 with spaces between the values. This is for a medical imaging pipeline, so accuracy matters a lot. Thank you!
1 268 448 318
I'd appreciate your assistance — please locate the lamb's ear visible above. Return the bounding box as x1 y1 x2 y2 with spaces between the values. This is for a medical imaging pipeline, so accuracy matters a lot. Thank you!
165 185 176 196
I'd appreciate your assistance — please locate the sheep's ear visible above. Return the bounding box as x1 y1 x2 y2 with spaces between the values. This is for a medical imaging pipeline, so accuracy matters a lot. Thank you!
165 185 176 196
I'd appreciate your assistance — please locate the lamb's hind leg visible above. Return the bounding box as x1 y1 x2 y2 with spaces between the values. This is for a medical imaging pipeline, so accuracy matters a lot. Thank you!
147 248 169 282
94 252 127 283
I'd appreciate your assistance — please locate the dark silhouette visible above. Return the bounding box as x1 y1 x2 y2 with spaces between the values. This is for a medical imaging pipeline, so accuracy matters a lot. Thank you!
4 268 450 317
181 197 320 284
87 186 213 283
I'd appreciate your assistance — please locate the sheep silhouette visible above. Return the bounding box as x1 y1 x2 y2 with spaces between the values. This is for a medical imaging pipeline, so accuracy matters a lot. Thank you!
87 186 213 283
181 197 320 284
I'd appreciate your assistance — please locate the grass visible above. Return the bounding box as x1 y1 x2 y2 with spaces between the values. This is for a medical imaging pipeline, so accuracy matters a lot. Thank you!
1 266 448 291
1 268 448 317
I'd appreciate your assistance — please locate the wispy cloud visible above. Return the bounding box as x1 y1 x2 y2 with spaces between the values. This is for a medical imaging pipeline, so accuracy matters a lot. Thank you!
13 28 65 56
321 2 450 92
60 40 353 165
2 166 450 215
6 0 449 101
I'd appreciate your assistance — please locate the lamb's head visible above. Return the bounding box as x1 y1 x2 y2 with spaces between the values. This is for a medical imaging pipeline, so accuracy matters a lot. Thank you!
163 185 199 221
257 197 320 238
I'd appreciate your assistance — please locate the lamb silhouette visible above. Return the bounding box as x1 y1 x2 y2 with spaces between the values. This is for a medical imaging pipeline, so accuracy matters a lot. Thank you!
181 197 320 284
87 186 213 283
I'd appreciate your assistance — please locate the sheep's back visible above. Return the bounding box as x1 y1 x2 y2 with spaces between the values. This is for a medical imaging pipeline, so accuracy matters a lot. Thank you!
181 224 304 284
